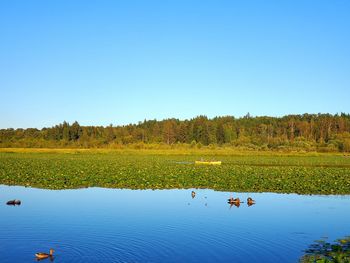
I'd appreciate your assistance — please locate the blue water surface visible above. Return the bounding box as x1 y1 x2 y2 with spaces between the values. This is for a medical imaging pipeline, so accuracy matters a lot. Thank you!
0 185 349 263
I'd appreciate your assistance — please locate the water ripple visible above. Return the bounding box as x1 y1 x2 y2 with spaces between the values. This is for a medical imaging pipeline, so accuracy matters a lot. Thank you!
1 186 350 262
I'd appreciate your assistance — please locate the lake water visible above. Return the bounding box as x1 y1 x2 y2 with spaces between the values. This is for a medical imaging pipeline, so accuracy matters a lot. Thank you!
1 185 349 262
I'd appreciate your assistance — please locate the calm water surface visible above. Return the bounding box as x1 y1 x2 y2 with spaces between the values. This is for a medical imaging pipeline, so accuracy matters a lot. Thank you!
1 185 349 262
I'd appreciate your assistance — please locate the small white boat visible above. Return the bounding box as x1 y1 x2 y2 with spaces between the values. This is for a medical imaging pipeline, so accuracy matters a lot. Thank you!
195 161 222 165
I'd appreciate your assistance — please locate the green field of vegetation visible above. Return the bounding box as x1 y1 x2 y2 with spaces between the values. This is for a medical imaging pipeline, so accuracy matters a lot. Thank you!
1 149 350 194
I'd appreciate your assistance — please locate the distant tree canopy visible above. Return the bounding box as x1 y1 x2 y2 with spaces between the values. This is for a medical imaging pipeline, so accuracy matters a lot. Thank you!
1 113 350 152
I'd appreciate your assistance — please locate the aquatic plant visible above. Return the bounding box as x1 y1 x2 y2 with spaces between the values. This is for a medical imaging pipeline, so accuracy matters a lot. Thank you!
0 152 350 194
300 237 350 263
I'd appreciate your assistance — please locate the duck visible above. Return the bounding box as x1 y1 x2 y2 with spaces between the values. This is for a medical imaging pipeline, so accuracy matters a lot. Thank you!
227 197 241 204
228 197 241 208
191 191 196 198
35 249 54 260
6 199 21 205
247 197 255 206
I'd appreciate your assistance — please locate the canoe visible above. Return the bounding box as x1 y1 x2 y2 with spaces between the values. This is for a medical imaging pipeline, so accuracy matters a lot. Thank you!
195 161 222 165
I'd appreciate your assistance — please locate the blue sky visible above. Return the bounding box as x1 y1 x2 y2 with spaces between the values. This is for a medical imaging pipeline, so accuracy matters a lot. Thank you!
1 1 349 128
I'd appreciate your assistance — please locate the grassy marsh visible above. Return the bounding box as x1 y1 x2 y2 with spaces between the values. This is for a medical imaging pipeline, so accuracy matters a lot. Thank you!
0 149 350 194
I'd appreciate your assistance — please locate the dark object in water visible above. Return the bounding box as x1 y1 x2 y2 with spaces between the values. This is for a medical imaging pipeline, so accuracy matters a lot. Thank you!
247 197 255 206
191 191 196 198
6 200 21 206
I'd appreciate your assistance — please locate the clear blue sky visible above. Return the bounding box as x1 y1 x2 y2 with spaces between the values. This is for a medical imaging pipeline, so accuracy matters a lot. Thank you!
1 0 349 128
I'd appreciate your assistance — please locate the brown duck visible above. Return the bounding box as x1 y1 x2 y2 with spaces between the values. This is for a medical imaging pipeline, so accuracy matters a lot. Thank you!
247 197 255 206
228 197 241 207
227 197 241 204
35 249 54 260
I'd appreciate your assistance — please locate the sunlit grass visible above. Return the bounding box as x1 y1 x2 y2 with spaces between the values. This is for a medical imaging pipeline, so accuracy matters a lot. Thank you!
0 147 347 156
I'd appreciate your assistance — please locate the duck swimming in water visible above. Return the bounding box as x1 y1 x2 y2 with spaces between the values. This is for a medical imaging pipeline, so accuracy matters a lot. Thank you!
227 197 240 203
191 191 196 198
6 200 21 206
35 249 54 260
228 197 241 207
247 197 255 206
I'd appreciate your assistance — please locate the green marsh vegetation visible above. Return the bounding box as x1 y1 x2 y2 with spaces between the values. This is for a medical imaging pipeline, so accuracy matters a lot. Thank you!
0 149 349 194
300 237 350 263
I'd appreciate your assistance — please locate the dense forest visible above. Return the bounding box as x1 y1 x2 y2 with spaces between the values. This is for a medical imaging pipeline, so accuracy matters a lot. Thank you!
1 113 350 152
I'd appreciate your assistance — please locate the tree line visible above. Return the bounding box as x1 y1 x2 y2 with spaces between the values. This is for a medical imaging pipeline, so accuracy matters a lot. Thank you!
1 113 350 152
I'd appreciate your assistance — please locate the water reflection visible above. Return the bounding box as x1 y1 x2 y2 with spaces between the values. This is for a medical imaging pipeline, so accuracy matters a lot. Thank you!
36 256 54 262
229 202 240 208
1 185 350 263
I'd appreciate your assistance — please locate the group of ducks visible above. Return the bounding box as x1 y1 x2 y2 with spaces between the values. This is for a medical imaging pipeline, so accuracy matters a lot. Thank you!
227 197 255 207
191 191 256 207
6 199 54 260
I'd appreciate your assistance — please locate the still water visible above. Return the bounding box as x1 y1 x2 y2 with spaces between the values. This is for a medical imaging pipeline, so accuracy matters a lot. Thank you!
1 185 349 262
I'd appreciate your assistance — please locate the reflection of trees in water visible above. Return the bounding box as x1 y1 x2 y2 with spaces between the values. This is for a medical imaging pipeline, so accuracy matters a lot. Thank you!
300 236 350 262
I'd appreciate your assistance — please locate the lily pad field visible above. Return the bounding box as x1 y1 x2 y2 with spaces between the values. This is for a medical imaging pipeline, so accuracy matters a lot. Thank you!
1 149 350 194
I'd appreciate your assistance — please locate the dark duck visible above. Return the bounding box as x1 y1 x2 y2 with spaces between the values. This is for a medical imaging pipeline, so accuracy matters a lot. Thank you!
191 191 196 198
6 199 21 206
